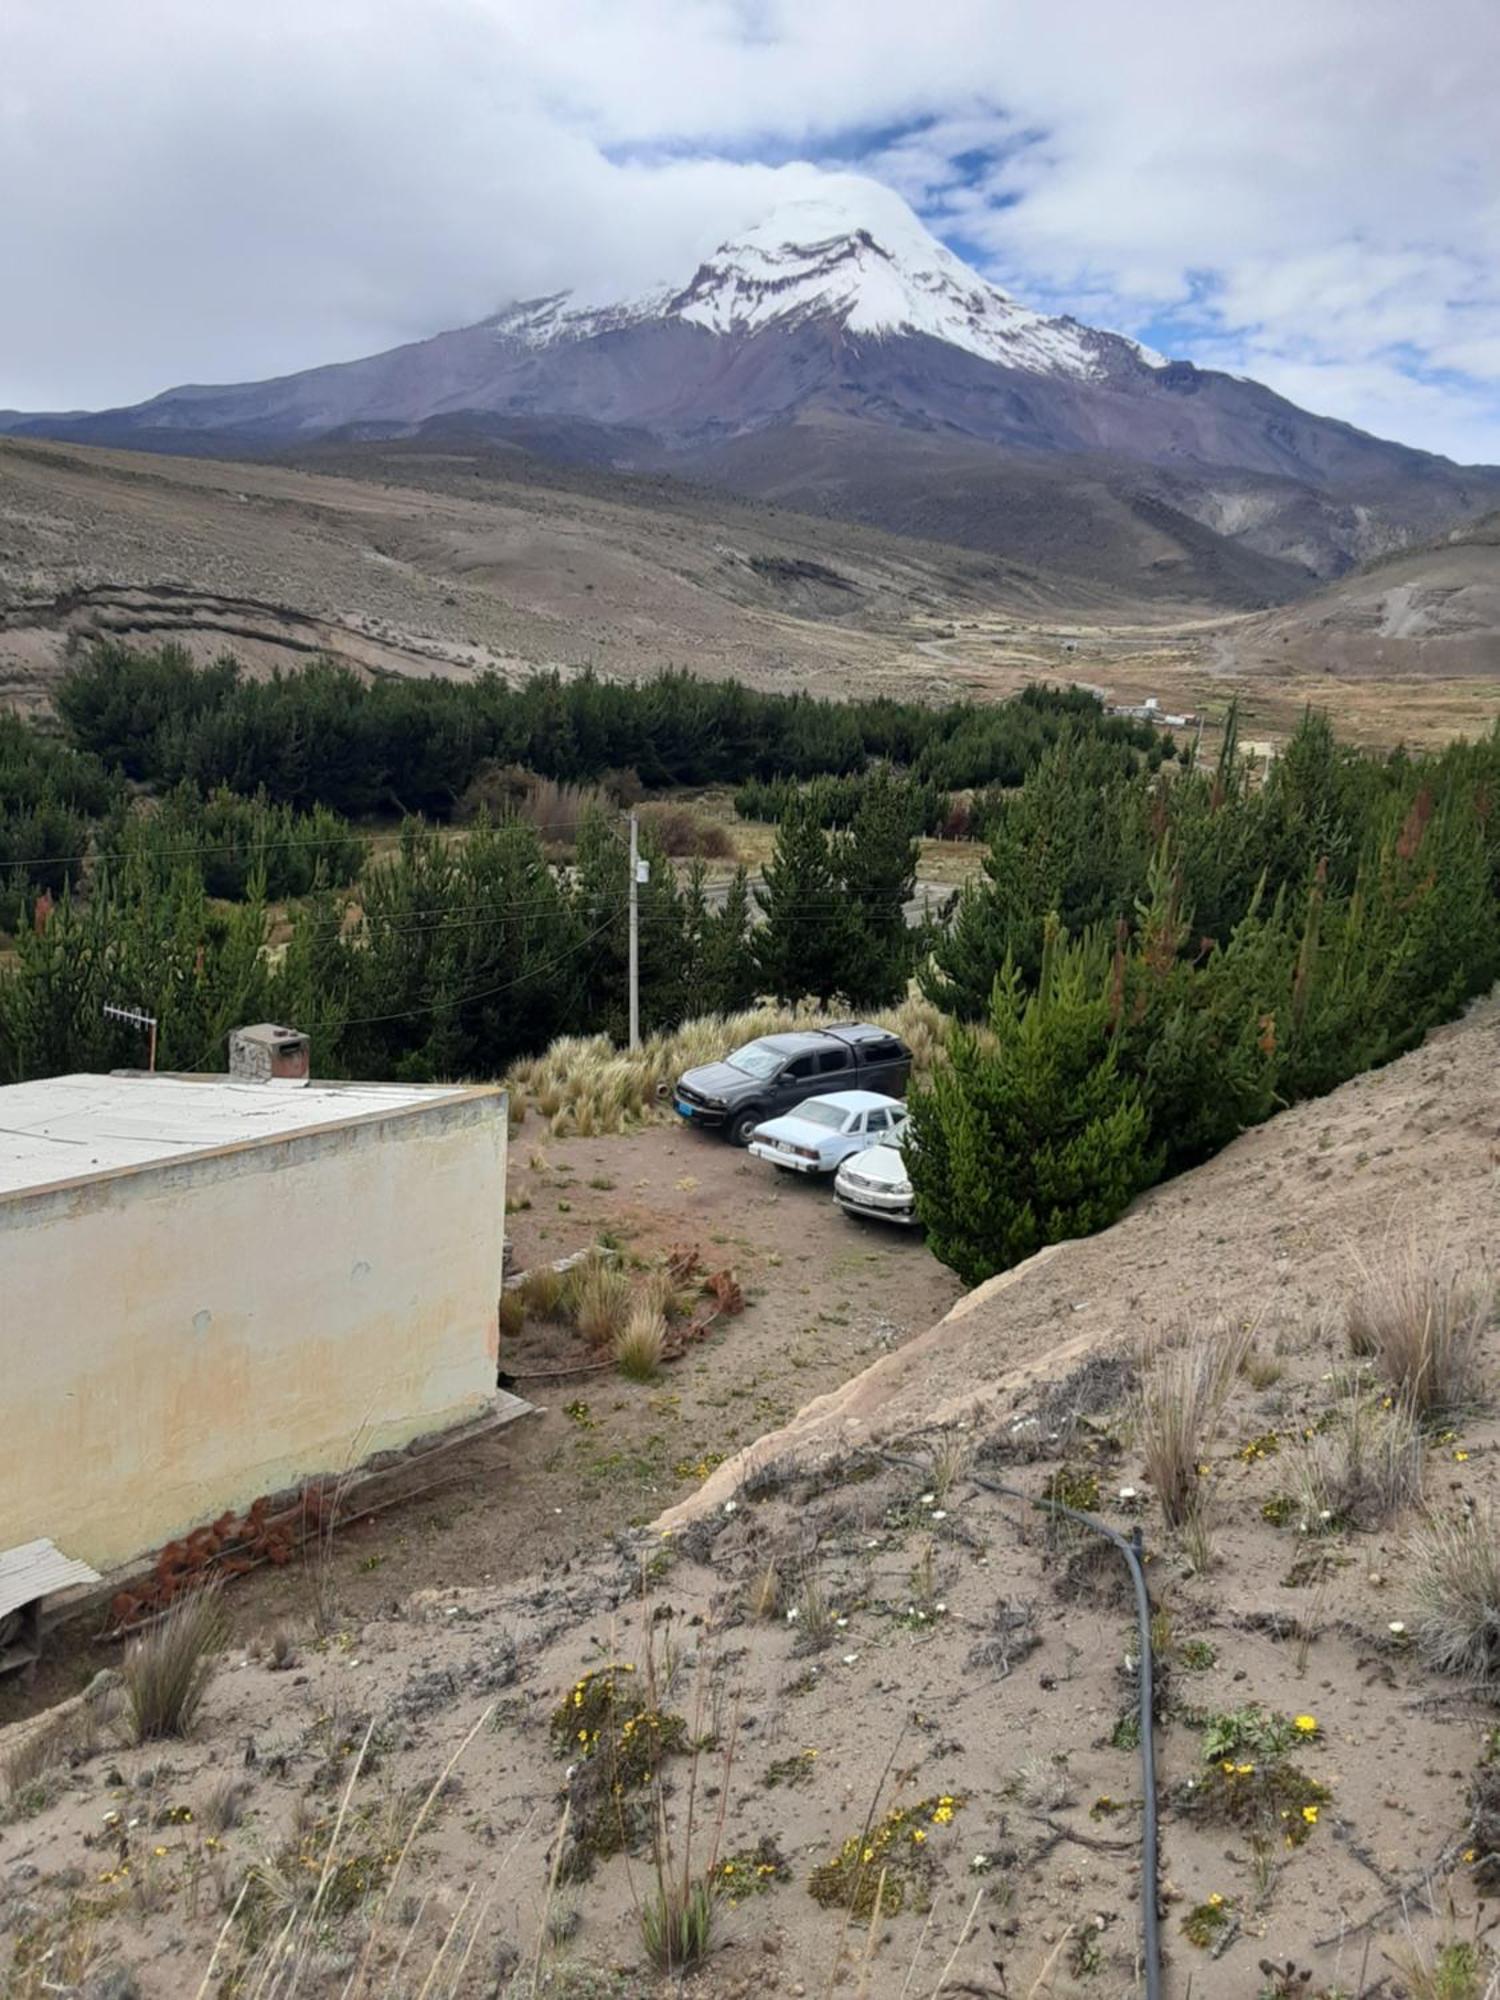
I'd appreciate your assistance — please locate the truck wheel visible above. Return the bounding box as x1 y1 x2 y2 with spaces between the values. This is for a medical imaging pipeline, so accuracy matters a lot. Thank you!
729 1109 762 1148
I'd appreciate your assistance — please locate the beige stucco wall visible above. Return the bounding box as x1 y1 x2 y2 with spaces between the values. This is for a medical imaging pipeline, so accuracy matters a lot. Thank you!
0 1088 505 1572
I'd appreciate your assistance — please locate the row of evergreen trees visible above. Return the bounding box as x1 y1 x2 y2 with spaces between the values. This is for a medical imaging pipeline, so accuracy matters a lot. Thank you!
51 644 1171 818
907 711 1500 1282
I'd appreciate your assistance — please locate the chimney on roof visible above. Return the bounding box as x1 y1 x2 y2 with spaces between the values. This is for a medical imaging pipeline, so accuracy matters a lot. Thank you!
228 1023 311 1087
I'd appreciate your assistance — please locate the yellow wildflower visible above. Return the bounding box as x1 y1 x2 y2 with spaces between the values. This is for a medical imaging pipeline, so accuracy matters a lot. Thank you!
1206 1892 1224 1907
1302 1805 1319 1825
1293 1715 1318 1736
910 1828 927 1844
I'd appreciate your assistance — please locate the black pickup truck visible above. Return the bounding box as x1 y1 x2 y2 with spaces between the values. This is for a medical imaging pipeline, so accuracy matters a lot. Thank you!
673 1023 913 1147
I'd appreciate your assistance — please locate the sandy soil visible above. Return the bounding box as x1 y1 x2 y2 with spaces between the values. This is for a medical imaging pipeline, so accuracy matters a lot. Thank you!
2 999 1497 1998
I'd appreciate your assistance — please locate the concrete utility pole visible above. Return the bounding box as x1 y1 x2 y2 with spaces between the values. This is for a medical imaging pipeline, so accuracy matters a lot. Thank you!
627 812 642 1050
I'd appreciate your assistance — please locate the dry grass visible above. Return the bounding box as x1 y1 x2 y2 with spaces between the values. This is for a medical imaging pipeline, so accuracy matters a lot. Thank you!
505 993 947 1139
1133 1327 1249 1530
1346 1254 1492 1420
1409 1505 1500 1689
518 1265 568 1321
640 1875 717 1973
497 1289 527 1340
1294 1392 1425 1530
614 1305 667 1383
572 1262 634 1349
637 1264 699 1323
123 1584 225 1742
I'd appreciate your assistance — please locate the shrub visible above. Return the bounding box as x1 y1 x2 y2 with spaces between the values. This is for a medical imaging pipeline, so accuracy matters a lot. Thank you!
1294 1392 1424 1530
615 1306 667 1383
1346 1256 1491 1419
572 1263 633 1348
637 802 735 859
123 1585 225 1741
1410 1506 1500 1687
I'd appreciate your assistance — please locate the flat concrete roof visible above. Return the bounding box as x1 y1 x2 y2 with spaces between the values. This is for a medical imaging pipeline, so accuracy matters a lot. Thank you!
0 1073 490 1199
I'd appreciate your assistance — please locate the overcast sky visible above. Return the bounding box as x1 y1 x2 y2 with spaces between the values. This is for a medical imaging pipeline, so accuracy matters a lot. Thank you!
4 0 1499 461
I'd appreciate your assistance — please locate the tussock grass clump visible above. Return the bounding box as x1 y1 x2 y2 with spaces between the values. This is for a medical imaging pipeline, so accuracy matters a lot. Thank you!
572 1263 634 1348
615 1305 667 1383
497 1289 527 1339
1346 1254 1491 1420
1410 1505 1500 1688
637 1264 699 1324
1134 1328 1247 1530
518 1264 568 1321
640 1874 717 1972
123 1584 225 1742
1294 1392 1424 1530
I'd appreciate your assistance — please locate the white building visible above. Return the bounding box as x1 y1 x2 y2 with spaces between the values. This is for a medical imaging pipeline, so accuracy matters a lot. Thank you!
0 1066 508 1572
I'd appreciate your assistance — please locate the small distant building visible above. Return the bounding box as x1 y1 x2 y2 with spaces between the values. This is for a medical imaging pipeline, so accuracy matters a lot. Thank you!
0 1059 508 1573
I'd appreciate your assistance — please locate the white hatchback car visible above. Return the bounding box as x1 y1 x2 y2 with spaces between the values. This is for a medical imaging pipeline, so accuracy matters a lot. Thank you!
747 1090 907 1175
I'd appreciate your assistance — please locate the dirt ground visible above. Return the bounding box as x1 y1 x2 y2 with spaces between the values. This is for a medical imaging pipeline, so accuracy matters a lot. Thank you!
0 1122 962 1726
3 999 1498 1999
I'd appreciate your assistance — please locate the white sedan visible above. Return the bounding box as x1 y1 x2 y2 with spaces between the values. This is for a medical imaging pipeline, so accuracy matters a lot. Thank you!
833 1141 919 1225
747 1090 907 1175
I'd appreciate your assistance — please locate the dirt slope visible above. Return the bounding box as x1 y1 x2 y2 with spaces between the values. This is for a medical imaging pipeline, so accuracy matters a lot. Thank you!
0 434 1185 717
2 997 1497 1999
1213 509 1500 687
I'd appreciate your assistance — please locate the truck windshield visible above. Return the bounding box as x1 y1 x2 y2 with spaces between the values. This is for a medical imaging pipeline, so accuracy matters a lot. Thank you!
725 1041 782 1080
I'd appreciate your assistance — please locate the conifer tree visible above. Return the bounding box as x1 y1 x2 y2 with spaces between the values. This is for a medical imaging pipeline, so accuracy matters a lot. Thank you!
834 766 919 1007
753 798 859 1004
907 918 1159 1284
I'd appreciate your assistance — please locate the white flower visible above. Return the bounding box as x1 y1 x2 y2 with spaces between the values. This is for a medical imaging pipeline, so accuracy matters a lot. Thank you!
1318 1509 1333 1522
723 1500 738 1514
1388 1620 1407 1635
842 1652 860 1666
935 1602 947 1614
1118 1486 1137 1502
932 1509 948 1521
920 1492 936 1505
969 1853 991 1873
835 1616 849 1628
786 1607 800 1623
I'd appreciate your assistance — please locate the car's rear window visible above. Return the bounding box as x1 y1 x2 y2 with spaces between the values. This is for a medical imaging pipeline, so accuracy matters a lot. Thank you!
795 1101 849 1130
725 1041 781 1079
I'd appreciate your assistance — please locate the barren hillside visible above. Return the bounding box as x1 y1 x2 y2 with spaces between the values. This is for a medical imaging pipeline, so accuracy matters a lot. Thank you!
2 995 1497 1998
0 435 1178 719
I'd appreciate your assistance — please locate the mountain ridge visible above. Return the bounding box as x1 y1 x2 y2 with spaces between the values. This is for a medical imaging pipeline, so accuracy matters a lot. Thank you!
6 174 1499 604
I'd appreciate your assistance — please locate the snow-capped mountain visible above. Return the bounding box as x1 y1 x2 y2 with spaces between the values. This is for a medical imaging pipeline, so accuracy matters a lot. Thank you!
6 173 1498 602
491 184 1164 381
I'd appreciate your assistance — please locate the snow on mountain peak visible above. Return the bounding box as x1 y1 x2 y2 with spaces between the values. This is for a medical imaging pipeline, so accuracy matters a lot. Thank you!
492 175 1163 379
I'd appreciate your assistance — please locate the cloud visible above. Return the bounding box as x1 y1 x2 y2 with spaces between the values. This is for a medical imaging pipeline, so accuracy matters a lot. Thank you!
1 0 1497 459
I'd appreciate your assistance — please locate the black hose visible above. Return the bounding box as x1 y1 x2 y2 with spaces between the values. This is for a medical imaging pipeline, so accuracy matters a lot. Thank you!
879 1453 1163 2000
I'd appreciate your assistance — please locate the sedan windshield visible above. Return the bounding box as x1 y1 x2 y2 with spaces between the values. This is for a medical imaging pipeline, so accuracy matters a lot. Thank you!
725 1041 782 1080
793 1101 850 1130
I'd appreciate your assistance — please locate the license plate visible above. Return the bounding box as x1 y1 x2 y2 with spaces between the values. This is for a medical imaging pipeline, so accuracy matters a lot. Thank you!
675 1099 694 1117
